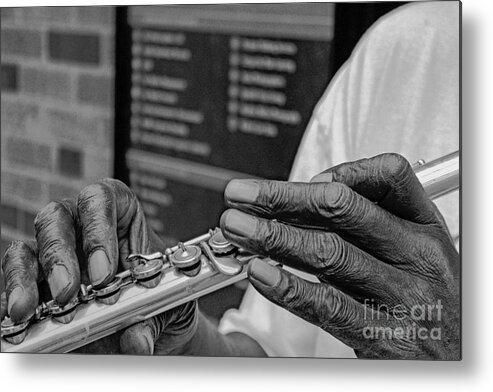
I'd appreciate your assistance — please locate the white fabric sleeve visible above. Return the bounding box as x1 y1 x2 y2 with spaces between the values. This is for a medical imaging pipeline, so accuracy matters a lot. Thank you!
218 1 459 357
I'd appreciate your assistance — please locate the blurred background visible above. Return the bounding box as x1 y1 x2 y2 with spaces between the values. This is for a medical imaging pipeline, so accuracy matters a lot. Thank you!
0 2 405 323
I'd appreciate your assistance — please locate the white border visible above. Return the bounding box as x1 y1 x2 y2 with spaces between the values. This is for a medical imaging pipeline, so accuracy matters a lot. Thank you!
1 0 492 390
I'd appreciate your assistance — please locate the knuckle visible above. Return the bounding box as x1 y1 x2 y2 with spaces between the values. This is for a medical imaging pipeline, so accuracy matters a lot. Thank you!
34 200 77 234
321 286 350 328
321 183 356 223
34 201 75 251
322 182 348 209
318 233 348 274
34 201 61 231
2 241 33 271
411 230 453 280
101 178 134 198
279 274 307 309
323 286 357 330
77 182 114 226
78 183 108 205
101 178 126 189
260 220 288 256
263 181 289 211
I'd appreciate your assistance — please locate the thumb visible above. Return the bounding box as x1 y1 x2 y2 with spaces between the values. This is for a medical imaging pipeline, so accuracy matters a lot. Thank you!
310 153 440 225
119 317 164 355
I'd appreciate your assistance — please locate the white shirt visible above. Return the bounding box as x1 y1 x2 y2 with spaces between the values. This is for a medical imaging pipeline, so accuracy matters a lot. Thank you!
218 1 460 357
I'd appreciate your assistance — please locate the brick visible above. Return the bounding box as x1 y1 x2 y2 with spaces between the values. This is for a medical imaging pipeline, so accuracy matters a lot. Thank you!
0 203 37 237
84 152 112 181
1 63 18 92
19 7 73 24
49 182 79 201
75 6 113 27
77 73 112 107
21 67 71 101
48 31 100 65
1 238 13 259
1 100 40 134
58 146 83 178
1 204 18 229
6 137 52 171
1 172 44 203
1 8 18 24
21 209 37 237
1 28 42 58
47 109 110 148
101 33 115 66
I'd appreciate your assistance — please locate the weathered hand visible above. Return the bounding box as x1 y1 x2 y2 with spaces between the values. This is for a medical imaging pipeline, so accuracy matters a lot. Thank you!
1 178 197 355
220 153 460 359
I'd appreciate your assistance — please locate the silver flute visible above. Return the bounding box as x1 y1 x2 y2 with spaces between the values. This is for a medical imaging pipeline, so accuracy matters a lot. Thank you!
1 151 459 353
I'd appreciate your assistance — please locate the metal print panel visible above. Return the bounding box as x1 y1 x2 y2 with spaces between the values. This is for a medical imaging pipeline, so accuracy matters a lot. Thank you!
1 2 460 359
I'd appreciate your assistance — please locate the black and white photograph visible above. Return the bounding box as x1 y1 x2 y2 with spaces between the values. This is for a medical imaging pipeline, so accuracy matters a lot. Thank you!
1 0 461 364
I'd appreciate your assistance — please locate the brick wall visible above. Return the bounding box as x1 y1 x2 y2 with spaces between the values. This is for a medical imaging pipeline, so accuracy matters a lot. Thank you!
0 7 115 261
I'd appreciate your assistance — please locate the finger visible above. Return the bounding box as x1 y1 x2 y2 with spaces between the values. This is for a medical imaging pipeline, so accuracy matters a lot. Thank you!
120 313 171 355
221 210 409 303
35 200 81 306
120 302 198 356
77 182 119 287
107 179 155 266
224 179 414 235
221 182 417 264
77 179 152 287
1 241 39 323
247 258 391 352
311 153 441 225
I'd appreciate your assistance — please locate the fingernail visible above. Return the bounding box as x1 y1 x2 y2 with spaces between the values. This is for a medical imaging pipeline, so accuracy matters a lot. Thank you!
88 249 111 287
225 180 259 203
222 210 257 238
48 264 70 300
311 172 333 183
7 287 24 316
248 259 281 287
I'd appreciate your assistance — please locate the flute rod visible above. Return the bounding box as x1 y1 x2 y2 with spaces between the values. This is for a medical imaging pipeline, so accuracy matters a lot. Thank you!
415 150 459 199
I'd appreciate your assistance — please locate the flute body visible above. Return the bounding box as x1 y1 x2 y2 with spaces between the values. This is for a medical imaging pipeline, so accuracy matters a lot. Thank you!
1 151 459 353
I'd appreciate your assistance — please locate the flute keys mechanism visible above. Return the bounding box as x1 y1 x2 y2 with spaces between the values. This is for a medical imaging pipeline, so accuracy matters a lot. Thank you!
1 317 29 345
51 297 79 324
208 230 235 255
169 242 202 277
131 257 164 288
200 241 243 276
93 276 123 305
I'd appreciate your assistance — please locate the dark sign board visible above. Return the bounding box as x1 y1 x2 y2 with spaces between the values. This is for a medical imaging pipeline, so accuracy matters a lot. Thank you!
120 4 335 241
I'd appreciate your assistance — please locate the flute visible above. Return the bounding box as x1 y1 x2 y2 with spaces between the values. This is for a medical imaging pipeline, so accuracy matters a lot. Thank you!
1 151 460 353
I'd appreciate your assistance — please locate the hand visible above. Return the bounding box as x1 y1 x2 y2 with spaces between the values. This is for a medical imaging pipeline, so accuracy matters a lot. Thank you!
220 153 460 359
1 178 198 355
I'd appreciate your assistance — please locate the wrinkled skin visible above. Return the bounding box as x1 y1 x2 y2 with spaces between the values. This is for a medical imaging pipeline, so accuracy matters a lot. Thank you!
1 179 197 355
221 153 460 359
2 154 460 359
